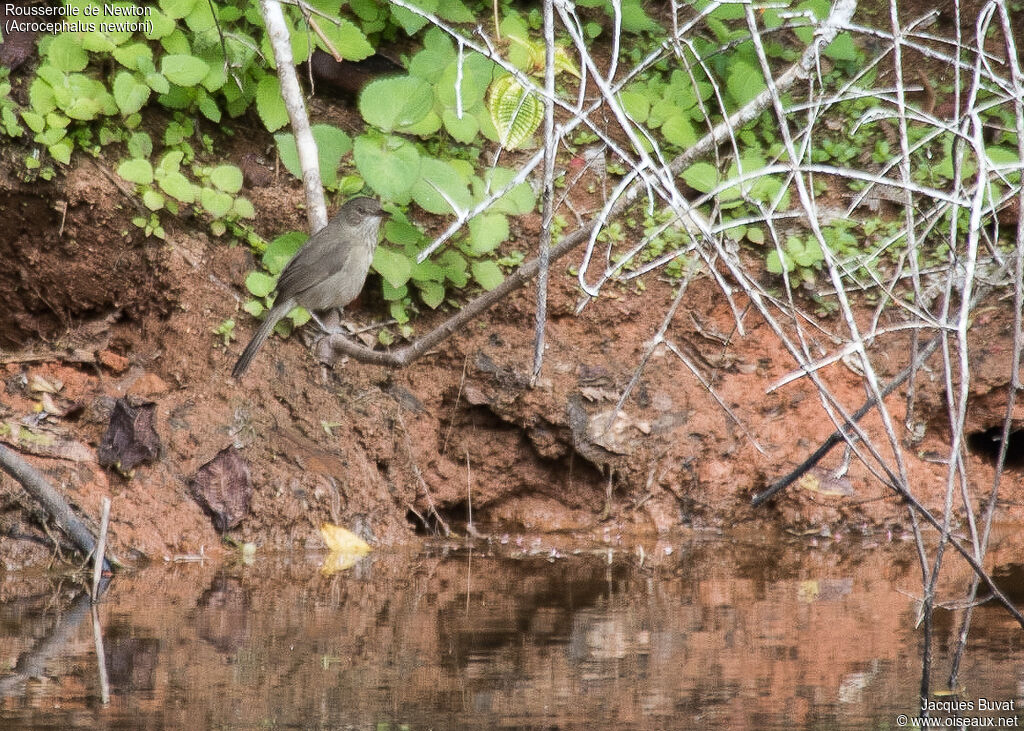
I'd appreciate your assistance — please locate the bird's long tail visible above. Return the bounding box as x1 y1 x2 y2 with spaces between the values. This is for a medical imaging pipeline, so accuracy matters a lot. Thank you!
231 298 295 378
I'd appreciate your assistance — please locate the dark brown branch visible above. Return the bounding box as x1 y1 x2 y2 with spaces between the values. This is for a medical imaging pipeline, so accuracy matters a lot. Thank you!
750 334 942 508
0 443 116 570
320 224 594 368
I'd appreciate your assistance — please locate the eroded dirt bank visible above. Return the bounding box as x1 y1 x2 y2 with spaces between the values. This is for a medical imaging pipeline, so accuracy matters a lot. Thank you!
1 153 1023 569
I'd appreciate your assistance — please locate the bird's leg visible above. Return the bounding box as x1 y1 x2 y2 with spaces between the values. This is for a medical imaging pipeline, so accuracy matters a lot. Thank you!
309 310 345 335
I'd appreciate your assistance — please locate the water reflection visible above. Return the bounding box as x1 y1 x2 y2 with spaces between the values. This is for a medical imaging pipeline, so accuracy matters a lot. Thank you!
1 534 1023 729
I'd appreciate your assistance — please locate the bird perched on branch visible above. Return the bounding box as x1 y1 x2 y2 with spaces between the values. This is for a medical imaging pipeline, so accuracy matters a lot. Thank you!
232 196 386 378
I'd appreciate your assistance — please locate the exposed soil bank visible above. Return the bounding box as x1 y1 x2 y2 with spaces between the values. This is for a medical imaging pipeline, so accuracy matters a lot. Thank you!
2 155 1023 570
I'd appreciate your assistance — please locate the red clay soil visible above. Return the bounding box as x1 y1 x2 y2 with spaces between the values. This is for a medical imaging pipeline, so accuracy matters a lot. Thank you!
1 141 1022 571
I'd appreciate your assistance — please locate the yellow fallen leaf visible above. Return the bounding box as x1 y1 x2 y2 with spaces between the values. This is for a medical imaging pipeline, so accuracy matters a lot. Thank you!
320 523 371 554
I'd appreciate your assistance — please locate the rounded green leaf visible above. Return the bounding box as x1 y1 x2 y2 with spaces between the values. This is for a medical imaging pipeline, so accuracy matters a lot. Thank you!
158 170 196 203
315 17 373 61
262 231 306 275
353 135 421 203
117 158 154 184
619 90 650 122
682 162 718 193
200 187 233 218
210 164 243 193
232 197 255 219
359 76 434 133
412 157 472 215
113 72 151 115
726 60 765 106
416 280 445 309
127 131 152 159
49 139 73 164
471 260 503 290
662 114 696 148
245 270 276 297
113 42 153 71
255 75 288 132
442 108 480 144
373 246 413 289
143 189 164 210
160 54 210 86
45 34 88 72
467 213 509 254
159 0 198 20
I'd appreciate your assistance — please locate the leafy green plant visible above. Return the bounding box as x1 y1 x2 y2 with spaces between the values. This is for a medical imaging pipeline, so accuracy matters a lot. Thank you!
766 234 824 281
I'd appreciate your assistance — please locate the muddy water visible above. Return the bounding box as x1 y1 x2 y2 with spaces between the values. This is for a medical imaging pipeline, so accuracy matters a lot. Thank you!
1 533 1023 730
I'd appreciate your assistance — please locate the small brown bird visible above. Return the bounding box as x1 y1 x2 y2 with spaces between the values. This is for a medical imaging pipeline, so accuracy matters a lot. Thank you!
232 197 386 378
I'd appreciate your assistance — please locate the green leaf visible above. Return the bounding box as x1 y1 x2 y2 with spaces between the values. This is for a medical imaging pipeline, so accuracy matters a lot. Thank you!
232 197 255 219
986 146 1020 165
288 307 311 328
160 28 191 56
28 78 56 115
315 17 373 61
117 158 154 184
408 27 455 82
210 164 243 193
373 246 413 289
49 139 73 164
274 124 353 187
481 167 536 214
263 231 306 275
619 90 650 122
113 42 154 70
416 280 445 308
45 34 88 72
467 213 509 254
766 249 789 273
471 260 504 290
437 0 474 22
825 32 858 62
682 162 718 193
353 135 421 203
412 157 472 214
385 216 424 247
662 114 696 147
442 109 480 144
245 271 276 297
200 188 233 218
158 171 196 203
184 0 216 32
488 74 542 150
144 72 171 95
161 54 210 86
256 75 288 132
619 0 661 33
389 300 409 324
359 76 434 133
197 89 221 122
436 52 493 111
381 278 408 301
158 149 184 172
726 60 765 106
127 131 153 159
143 189 165 210
20 110 45 134
113 72 151 115
439 249 468 287
390 0 438 34
160 0 198 20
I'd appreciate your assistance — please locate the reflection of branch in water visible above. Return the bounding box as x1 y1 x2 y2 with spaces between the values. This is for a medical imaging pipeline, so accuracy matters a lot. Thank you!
0 589 96 698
